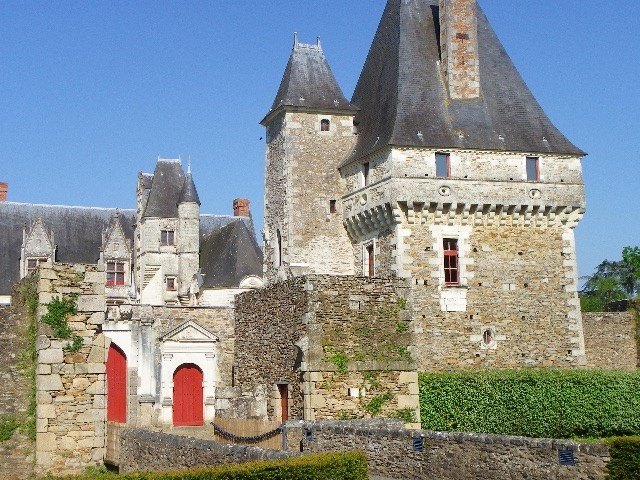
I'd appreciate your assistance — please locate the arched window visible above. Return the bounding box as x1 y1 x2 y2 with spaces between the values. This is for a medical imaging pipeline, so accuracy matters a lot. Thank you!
106 344 127 423
320 119 330 131
173 364 204 426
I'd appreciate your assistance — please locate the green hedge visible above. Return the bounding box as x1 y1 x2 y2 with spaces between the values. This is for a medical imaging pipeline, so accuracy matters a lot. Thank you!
55 452 368 480
607 437 640 479
419 370 640 438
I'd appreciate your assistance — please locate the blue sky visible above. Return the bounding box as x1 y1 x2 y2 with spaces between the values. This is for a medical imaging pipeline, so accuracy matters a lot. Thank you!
1 1 638 280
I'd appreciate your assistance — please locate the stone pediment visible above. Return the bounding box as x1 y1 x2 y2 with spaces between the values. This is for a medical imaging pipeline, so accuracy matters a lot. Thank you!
160 320 219 343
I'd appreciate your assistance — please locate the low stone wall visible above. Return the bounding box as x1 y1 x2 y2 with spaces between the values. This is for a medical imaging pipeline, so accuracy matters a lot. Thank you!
583 312 637 370
287 421 609 480
0 306 31 417
119 429 297 474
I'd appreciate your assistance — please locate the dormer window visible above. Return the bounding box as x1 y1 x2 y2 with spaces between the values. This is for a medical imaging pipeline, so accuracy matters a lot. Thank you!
106 261 125 287
526 157 539 182
320 119 330 131
161 230 175 246
27 257 48 274
436 152 451 178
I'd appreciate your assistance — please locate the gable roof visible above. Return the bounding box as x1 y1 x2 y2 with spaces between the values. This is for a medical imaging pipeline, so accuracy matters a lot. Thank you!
261 36 357 125
341 0 584 167
199 220 263 288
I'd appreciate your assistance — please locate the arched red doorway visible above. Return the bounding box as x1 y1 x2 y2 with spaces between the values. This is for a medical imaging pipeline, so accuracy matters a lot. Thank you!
173 364 204 426
106 344 127 423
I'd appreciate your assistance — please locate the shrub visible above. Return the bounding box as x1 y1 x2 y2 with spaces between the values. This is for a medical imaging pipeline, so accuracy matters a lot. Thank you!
607 437 640 479
53 451 368 480
0 416 20 442
419 370 640 438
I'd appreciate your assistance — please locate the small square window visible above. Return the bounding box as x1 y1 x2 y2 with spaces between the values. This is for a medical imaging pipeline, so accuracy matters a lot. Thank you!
436 153 450 178
166 276 177 291
320 119 330 131
27 257 48 274
329 200 337 214
526 157 539 182
161 230 175 246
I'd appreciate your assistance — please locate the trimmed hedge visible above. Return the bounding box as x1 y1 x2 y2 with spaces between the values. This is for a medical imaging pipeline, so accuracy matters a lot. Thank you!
607 437 640 479
419 370 640 438
55 452 368 480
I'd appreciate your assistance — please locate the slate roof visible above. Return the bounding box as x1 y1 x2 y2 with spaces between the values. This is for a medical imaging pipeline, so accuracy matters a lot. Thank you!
199 220 263 288
179 172 201 205
341 0 584 167
142 159 186 218
0 203 136 296
261 36 357 125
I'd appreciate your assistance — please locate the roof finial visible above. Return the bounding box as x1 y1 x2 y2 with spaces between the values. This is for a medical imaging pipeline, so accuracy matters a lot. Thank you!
293 32 299 49
316 36 322 51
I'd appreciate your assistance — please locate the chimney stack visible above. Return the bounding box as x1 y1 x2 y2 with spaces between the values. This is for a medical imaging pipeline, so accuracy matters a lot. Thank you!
0 182 7 202
233 198 250 217
439 0 480 100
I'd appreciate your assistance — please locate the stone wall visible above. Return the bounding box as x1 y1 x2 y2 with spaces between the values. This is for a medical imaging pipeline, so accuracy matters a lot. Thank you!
119 428 296 474
263 110 355 283
0 305 35 479
35 263 106 476
234 276 419 424
583 312 637 370
288 421 610 480
0 306 31 417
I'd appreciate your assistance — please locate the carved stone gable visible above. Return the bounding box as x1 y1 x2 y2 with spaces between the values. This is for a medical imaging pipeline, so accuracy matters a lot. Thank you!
23 217 55 257
160 320 219 343
103 214 131 260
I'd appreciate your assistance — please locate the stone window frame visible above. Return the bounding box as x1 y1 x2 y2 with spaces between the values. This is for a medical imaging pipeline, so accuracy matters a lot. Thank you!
160 229 176 246
526 156 540 182
274 228 283 267
165 275 177 291
106 260 127 287
26 257 49 274
429 225 472 289
362 239 377 277
320 118 330 132
443 238 460 286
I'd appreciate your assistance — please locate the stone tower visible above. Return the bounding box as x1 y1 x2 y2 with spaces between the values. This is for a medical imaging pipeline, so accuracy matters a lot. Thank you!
338 0 587 369
261 35 358 283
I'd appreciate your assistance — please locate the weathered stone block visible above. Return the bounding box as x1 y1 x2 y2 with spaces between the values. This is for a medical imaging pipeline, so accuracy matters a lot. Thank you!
76 295 104 313
39 349 64 364
37 374 63 391
87 363 105 374
37 432 57 452
39 404 56 419
86 381 104 395
87 346 104 363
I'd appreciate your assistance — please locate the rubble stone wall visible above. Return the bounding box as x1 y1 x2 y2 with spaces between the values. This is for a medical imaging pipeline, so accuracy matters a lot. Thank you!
583 312 637 370
35 263 106 476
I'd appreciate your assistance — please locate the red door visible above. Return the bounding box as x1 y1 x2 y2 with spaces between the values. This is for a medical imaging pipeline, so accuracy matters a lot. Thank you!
106 344 127 423
173 364 204 426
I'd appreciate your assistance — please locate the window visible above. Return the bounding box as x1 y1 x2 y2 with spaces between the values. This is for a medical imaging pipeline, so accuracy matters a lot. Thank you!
443 238 459 285
329 200 337 214
526 157 539 182
366 244 374 277
106 261 125 286
436 152 451 178
363 162 370 187
27 257 48 274
320 119 330 131
275 229 282 267
166 276 177 291
160 230 175 246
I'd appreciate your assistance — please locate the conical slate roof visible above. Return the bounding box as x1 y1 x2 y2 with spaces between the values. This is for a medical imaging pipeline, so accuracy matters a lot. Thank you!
142 159 185 218
179 172 201 205
341 0 584 166
261 36 357 124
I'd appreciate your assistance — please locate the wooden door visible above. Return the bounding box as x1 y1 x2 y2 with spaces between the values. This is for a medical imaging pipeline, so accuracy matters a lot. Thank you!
278 384 289 422
106 344 127 423
173 364 204 426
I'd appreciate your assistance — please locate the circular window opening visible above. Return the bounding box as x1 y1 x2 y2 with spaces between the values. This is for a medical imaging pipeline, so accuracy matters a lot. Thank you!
482 328 495 347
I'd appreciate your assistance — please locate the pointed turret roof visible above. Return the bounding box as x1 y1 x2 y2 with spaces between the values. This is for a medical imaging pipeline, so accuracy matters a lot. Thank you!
142 159 185 218
261 35 357 125
179 172 200 205
341 0 584 167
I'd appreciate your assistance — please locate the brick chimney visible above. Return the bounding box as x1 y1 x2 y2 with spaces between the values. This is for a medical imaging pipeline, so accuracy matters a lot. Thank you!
233 198 250 217
0 182 7 202
439 0 480 100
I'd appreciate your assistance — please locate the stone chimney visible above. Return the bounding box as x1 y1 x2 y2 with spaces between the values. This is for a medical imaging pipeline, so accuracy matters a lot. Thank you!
0 182 7 202
233 198 250 217
439 0 480 100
